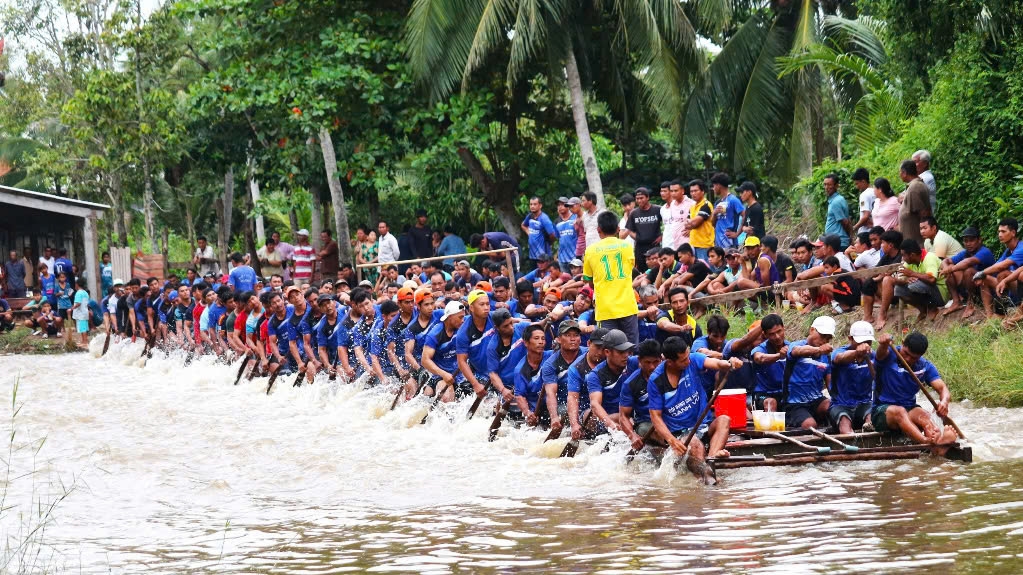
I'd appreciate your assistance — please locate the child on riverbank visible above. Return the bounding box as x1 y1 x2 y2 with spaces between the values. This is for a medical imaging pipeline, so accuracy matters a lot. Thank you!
71 278 91 346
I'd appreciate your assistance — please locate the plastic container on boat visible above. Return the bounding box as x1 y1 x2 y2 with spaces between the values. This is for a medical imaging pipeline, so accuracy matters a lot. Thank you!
714 389 747 430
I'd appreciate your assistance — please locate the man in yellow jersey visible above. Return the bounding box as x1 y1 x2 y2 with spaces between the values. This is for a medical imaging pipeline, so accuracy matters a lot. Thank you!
584 211 639 344
685 179 715 261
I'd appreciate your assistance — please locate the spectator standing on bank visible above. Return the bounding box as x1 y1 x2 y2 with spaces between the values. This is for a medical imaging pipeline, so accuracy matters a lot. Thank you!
318 230 340 279
22 248 35 293
377 220 401 265
852 168 875 234
913 149 937 214
409 209 434 261
871 177 901 231
292 229 316 283
584 211 638 343
617 193 636 248
100 251 113 296
823 173 853 250
55 271 74 328
569 197 586 257
71 278 90 346
193 236 220 277
625 187 663 269
685 179 715 261
669 180 694 249
54 248 74 288
39 246 55 275
521 196 557 270
356 227 380 284
270 231 295 281
437 226 467 267
257 237 285 277
554 198 578 268
711 172 746 249
5 250 26 298
898 160 932 244
659 182 676 250
39 264 56 307
228 252 258 292
580 191 602 249
739 181 765 240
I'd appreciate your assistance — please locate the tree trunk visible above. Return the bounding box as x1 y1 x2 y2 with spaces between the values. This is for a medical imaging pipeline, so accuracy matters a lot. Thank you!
107 174 127 247
456 147 521 238
247 153 265 243
214 197 227 273
161 227 169 277
288 210 299 239
134 0 157 253
183 199 196 257
243 168 262 277
565 49 604 209
318 127 355 266
222 167 234 259
310 185 323 248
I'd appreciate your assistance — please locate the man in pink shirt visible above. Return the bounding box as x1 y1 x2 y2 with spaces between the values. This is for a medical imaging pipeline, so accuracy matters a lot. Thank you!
292 229 316 284
669 180 695 249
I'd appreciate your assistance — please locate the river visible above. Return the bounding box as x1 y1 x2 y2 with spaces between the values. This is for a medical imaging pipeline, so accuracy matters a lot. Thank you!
1 340 1022 574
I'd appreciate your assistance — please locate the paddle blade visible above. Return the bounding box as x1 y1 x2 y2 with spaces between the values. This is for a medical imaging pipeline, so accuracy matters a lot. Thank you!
559 439 581 458
101 332 111 356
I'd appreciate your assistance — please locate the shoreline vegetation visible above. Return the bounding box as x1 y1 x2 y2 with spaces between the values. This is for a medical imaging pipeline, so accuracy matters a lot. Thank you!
5 311 1018 409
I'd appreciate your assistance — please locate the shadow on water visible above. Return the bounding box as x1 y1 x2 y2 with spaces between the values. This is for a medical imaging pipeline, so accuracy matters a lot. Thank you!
0 338 1020 574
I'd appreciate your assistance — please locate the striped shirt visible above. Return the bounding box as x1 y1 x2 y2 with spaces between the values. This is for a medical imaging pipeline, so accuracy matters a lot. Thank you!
293 244 315 281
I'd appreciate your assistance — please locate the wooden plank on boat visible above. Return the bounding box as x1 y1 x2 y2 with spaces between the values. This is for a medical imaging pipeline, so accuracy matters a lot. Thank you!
710 451 922 469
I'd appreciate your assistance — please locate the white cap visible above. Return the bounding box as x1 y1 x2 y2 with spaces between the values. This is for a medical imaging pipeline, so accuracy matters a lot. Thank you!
113 278 124 286
440 300 466 321
849 321 875 343
296 228 310 236
810 315 836 336
402 280 418 290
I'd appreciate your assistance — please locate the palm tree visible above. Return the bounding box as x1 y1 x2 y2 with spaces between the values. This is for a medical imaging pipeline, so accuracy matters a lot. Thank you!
682 1 885 181
405 0 706 208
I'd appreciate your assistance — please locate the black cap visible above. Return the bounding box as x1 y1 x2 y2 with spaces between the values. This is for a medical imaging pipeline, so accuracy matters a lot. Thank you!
961 226 980 238
601 329 635 351
558 320 582 335
589 327 611 346
536 253 551 262
316 294 335 305
490 308 513 325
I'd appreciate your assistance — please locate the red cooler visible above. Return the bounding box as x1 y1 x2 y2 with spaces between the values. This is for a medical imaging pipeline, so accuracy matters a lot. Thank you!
714 389 747 430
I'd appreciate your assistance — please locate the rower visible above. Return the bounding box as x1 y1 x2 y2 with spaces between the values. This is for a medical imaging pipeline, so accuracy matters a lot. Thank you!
783 315 835 429
400 287 436 399
873 331 956 454
648 336 741 482
619 339 662 451
369 300 400 385
692 315 763 398
341 288 376 381
584 329 639 435
386 287 416 388
485 308 527 409
245 292 270 376
267 292 306 377
174 285 195 348
285 285 320 383
829 321 876 433
539 320 585 436
422 300 468 402
566 328 608 439
314 294 344 377
514 324 555 427
456 289 496 400
751 313 790 412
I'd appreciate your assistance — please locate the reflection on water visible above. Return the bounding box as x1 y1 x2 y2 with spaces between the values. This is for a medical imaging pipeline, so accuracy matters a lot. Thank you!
1 339 1021 574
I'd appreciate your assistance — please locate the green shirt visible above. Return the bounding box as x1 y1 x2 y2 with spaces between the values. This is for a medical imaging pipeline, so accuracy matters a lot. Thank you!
906 252 947 300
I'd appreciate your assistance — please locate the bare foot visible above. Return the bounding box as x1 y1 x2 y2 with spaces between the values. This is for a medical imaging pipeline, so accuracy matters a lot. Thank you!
873 318 887 331
941 304 964 316
709 448 730 459
914 313 928 326
961 305 976 319
927 308 940 321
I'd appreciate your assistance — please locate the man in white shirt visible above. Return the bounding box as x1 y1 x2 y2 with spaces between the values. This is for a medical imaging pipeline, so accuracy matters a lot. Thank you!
38 246 55 275
920 216 963 260
913 149 937 214
618 193 635 247
192 236 220 277
580 191 602 249
669 180 694 249
658 181 677 249
377 220 401 264
852 168 875 234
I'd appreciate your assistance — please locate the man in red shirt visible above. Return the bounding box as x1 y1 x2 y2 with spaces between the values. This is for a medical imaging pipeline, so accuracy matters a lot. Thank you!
292 229 316 284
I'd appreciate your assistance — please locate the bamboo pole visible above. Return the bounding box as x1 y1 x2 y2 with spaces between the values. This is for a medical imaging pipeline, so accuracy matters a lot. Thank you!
355 247 518 270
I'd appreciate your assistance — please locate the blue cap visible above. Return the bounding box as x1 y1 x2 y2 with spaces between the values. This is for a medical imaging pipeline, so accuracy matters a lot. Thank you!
168 290 179 300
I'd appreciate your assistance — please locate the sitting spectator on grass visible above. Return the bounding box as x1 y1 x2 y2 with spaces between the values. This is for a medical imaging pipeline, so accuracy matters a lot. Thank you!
886 239 947 327
861 230 904 327
974 217 1023 319
940 227 995 318
0 296 14 332
920 217 963 260
821 256 861 314
33 300 62 338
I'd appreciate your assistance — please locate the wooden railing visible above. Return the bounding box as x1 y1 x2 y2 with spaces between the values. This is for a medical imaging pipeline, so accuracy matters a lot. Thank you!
355 247 519 286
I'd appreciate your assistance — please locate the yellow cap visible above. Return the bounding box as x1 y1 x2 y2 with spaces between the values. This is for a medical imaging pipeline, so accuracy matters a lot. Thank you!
467 289 489 306
743 236 761 247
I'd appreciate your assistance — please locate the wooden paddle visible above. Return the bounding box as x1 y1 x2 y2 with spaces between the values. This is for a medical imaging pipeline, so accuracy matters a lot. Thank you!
488 399 513 442
139 331 155 358
673 368 732 475
101 325 112 356
233 352 252 385
764 431 831 454
466 381 490 420
624 425 657 461
892 345 966 440
264 364 282 395
291 367 307 387
420 380 453 424
809 427 858 452
559 411 593 458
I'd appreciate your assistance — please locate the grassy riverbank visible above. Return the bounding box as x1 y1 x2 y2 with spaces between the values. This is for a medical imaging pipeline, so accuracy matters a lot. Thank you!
0 326 83 355
717 307 1023 409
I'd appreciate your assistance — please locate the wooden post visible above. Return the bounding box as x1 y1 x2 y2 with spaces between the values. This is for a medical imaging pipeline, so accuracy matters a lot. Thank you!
505 251 516 286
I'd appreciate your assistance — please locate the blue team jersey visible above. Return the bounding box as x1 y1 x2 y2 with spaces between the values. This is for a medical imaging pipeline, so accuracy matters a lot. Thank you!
876 347 941 408
228 265 258 292
424 322 461 376
785 339 831 404
554 214 578 264
514 350 556 411
455 316 495 374
996 242 1023 271
619 367 652 423
403 317 434 368
267 307 301 359
540 347 587 406
486 323 528 386
647 353 711 433
523 212 556 260
950 246 995 268
133 298 149 326
369 317 395 374
584 356 639 415
314 314 343 356
830 345 875 408
206 302 228 332
53 257 73 279
566 354 597 413
752 340 791 394
714 193 746 248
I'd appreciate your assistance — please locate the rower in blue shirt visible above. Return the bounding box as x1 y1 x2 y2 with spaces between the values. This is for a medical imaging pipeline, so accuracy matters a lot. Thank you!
455 290 496 399
829 321 878 433
485 309 527 407
369 300 400 385
783 315 835 429
513 324 556 427
314 295 344 375
422 300 468 403
618 339 662 452
647 336 741 483
751 314 791 412
872 331 956 455
538 320 585 436
584 330 639 436
566 328 607 439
